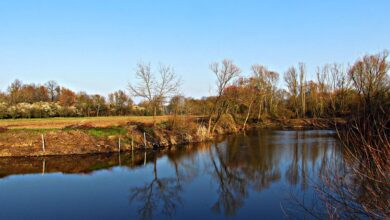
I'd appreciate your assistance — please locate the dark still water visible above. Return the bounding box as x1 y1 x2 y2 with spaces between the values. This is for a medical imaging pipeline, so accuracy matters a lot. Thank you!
0 129 341 220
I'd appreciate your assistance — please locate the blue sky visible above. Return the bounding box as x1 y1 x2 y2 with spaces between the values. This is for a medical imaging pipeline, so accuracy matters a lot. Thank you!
0 0 389 99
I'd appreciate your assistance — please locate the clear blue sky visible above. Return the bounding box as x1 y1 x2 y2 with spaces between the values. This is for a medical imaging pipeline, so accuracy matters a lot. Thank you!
1 0 389 99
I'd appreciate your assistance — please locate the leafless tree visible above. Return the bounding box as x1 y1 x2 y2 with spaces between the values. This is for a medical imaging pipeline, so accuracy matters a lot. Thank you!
328 63 349 115
251 64 279 118
348 50 389 114
252 65 268 119
284 67 299 117
45 80 59 102
128 62 181 125
316 65 329 117
299 63 306 118
207 59 241 134
284 63 306 118
8 79 23 104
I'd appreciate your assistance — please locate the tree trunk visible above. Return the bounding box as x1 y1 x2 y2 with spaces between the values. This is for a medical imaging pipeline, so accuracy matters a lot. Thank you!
207 97 221 134
211 102 228 134
243 100 254 130
153 105 157 126
207 116 213 134
257 98 263 121
211 112 222 134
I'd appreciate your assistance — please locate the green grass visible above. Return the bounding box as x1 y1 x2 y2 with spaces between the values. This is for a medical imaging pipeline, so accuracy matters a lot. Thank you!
87 127 127 137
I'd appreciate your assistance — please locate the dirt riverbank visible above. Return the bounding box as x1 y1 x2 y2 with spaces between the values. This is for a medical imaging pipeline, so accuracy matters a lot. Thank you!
0 117 344 157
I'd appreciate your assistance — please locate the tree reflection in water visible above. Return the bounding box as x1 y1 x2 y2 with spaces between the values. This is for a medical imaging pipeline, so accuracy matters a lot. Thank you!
129 130 339 219
129 155 183 220
0 130 362 219
208 143 247 216
129 144 202 220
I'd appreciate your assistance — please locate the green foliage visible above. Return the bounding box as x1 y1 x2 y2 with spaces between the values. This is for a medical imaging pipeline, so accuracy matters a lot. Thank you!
87 127 127 137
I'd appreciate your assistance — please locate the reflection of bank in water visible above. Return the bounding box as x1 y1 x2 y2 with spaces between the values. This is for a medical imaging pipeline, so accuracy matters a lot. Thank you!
0 137 224 179
0 152 149 178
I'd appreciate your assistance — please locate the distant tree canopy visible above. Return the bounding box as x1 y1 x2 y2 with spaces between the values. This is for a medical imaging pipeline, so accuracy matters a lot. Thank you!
0 80 138 119
0 51 388 121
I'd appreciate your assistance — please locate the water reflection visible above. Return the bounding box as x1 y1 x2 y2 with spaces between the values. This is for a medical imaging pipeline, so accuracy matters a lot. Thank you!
127 129 338 219
0 129 340 220
129 156 183 220
0 152 148 178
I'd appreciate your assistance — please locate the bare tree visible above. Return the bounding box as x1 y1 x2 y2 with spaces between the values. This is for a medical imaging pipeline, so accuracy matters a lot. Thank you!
328 63 349 116
252 65 268 120
128 62 180 125
316 65 329 117
207 59 241 134
45 80 59 102
232 77 257 130
348 50 389 114
299 63 306 118
284 63 306 118
8 79 23 104
284 67 299 117
251 65 279 118
108 90 132 116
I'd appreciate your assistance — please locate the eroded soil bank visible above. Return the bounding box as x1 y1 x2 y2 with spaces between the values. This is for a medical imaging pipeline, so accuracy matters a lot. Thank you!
0 117 343 157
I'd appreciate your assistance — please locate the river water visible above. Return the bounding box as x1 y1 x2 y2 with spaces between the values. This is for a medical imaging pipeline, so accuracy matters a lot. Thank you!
0 129 342 219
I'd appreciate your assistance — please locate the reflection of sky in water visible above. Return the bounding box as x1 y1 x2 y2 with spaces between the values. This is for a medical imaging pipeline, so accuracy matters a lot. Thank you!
0 130 339 220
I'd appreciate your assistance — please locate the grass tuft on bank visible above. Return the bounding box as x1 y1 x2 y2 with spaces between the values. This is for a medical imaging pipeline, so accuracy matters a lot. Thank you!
87 127 127 137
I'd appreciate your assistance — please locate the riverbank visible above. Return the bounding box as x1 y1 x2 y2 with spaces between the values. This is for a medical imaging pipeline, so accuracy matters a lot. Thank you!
0 116 344 157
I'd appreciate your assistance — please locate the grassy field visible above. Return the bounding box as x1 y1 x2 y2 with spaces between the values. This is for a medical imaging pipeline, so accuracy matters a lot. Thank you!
0 116 171 129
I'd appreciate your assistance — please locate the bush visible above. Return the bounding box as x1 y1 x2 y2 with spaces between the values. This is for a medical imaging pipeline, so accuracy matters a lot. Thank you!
167 116 198 133
217 114 237 133
0 102 8 119
196 125 209 141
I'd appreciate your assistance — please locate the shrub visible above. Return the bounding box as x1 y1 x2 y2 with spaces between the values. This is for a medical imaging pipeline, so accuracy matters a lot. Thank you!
196 125 209 141
0 102 8 119
167 116 198 134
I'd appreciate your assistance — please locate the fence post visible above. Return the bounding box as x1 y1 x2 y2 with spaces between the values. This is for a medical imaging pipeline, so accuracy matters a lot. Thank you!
143 132 147 149
41 134 45 153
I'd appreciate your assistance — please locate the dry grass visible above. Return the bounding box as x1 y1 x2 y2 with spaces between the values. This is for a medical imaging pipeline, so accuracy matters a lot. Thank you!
0 116 171 129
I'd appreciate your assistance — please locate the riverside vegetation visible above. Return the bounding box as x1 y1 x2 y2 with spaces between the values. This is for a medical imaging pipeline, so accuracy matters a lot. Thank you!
0 51 388 156
0 51 390 154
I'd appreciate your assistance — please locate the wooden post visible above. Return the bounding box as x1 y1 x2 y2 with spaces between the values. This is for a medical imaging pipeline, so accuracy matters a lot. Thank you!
41 134 45 152
143 132 147 149
144 151 147 166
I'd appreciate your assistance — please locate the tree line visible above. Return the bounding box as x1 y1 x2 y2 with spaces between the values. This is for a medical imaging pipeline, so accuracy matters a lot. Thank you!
0 80 135 118
0 50 388 126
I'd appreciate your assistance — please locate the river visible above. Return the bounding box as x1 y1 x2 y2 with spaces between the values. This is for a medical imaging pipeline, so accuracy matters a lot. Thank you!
0 129 344 219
